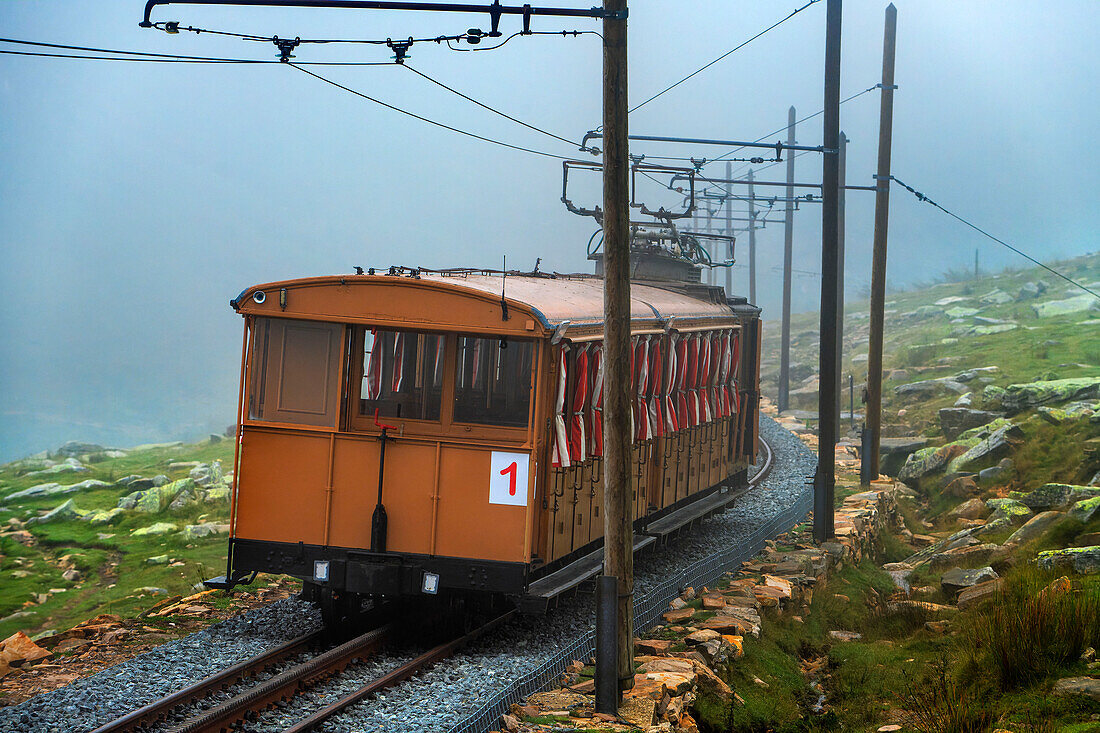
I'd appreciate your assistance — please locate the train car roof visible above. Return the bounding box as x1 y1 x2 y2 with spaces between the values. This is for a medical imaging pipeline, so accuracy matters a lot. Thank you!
232 272 738 338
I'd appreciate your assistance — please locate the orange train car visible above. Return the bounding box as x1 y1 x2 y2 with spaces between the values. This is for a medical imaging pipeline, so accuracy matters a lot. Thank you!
211 268 760 617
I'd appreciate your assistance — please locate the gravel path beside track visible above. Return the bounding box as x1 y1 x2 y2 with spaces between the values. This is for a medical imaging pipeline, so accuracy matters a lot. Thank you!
0 415 815 733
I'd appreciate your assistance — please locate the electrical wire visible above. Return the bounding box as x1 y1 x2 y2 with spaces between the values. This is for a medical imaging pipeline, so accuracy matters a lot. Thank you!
402 64 581 150
446 29 599 52
151 20 466 45
0 49 266 63
629 0 822 115
707 84 877 170
286 62 572 160
0 37 396 64
892 175 1100 300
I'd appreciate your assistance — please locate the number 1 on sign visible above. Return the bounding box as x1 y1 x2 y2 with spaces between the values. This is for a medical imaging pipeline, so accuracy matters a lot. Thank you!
489 451 529 506
500 462 518 496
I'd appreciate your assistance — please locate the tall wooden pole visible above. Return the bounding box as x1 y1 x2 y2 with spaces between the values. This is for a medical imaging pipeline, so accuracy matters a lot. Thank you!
600 0 633 703
834 132 847 433
815 0 841 543
864 3 897 484
778 107 796 414
725 161 733 295
748 169 757 304
706 204 715 286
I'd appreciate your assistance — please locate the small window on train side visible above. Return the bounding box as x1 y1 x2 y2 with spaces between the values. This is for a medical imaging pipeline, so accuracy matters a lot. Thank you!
453 336 533 428
359 328 443 421
249 317 343 427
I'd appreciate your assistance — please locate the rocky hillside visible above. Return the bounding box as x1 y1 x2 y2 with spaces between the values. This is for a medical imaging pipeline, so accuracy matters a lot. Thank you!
0 439 246 662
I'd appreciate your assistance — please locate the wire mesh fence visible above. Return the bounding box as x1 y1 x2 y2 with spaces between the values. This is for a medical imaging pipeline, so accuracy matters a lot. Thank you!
448 485 813 733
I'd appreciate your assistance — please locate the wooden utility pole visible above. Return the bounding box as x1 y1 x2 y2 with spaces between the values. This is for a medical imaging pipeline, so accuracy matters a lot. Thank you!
864 3 896 484
815 0 841 543
706 204 715 286
779 107 796 414
834 132 847 433
748 169 757 304
600 0 633 706
725 161 733 296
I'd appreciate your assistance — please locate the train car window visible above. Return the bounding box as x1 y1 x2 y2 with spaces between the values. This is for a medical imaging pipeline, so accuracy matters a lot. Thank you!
359 328 443 421
453 336 533 428
248 317 343 427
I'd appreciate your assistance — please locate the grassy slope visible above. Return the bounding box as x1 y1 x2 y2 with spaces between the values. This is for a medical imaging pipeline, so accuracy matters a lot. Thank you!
0 440 235 640
763 251 1100 440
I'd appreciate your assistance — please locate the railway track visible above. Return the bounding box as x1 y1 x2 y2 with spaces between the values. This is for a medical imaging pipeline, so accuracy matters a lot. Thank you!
88 439 774 733
90 612 511 733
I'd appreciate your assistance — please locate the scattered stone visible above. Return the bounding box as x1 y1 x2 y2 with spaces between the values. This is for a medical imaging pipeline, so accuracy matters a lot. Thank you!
1038 546 1100 575
27 499 90 525
1016 281 1047 301
131 522 178 537
996 376 1100 414
1053 676 1100 701
986 498 1033 525
1033 294 1100 318
949 498 987 520
1070 497 1100 523
146 555 170 566
828 630 862 642
948 422 1025 473
930 544 998 570
941 566 998 595
132 587 169 596
1003 511 1065 546
978 459 1013 483
86 508 126 526
979 288 1013 305
938 408 1000 440
1020 483 1100 511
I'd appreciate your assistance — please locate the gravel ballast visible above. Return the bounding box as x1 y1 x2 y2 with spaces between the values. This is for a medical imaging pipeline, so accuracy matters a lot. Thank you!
0 415 815 733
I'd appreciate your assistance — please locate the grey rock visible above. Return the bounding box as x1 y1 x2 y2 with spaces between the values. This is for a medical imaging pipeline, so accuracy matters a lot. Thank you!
1052 676 1100 701
27 499 89 524
55 441 106 458
1038 546 1100 575
1003 511 1065 546
1020 483 1100 511
938 408 1000 440
941 566 998 595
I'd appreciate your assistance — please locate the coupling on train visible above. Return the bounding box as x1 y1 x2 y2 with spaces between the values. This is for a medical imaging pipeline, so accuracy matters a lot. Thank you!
208 264 761 619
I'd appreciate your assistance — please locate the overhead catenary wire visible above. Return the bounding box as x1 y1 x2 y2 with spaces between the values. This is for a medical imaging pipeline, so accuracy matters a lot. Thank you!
892 175 1100 300
628 0 822 115
0 37 396 64
708 84 877 170
286 62 572 160
403 64 582 150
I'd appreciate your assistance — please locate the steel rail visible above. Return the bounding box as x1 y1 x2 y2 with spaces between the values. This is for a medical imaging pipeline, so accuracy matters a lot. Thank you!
282 610 515 733
87 629 323 733
748 435 775 488
163 622 397 733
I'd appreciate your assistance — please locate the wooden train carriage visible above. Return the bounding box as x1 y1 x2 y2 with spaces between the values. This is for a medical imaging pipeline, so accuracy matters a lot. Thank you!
217 270 761 612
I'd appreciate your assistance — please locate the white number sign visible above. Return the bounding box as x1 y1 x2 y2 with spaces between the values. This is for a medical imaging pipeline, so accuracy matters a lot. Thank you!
489 451 530 506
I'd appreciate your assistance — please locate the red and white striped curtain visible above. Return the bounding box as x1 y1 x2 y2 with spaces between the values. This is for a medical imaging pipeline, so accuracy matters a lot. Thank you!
570 344 589 463
717 331 731 417
647 337 664 438
712 330 721 416
590 343 604 457
633 336 650 441
363 329 383 400
684 335 698 427
663 334 679 434
730 331 742 414
675 335 689 429
550 344 571 468
391 331 406 393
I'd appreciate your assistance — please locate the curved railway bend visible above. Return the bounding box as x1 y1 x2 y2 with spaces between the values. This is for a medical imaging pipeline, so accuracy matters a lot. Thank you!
0 415 815 733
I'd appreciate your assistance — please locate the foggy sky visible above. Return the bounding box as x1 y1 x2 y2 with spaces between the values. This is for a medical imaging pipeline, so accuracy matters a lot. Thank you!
2 1 1098 461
